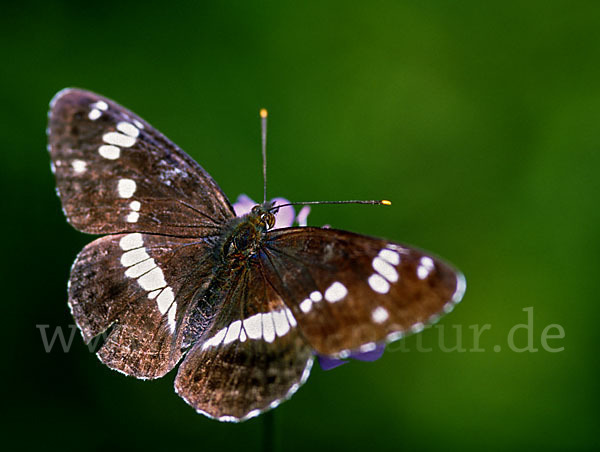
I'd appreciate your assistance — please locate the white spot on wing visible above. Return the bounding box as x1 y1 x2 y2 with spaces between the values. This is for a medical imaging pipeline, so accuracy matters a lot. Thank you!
285 308 297 327
301 357 313 384
202 308 296 349
117 121 140 138
262 313 276 343
218 415 237 423
309 291 322 302
411 322 425 333
167 303 177 332
121 248 150 267
368 273 390 294
299 298 312 313
137 267 166 291
103 131 136 147
71 159 86 173
125 258 156 278
386 243 409 253
379 248 400 265
324 281 348 303
387 331 404 343
360 342 377 352
287 383 300 397
428 313 441 325
156 287 175 314
92 100 108 111
117 178 136 198
202 327 227 350
147 289 161 299
133 119 144 129
243 313 262 339
417 256 435 280
126 200 141 223
453 272 467 303
98 144 120 160
272 310 291 337
88 108 101 120
119 233 143 250
422 257 434 268
372 306 389 323
372 257 398 282
443 301 456 313
126 211 139 223
441 272 466 315
224 320 242 345
245 409 261 420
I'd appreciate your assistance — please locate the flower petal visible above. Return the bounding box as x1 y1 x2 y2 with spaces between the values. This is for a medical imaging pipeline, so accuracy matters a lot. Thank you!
271 197 295 229
296 206 311 226
317 354 348 370
233 194 256 217
318 344 386 371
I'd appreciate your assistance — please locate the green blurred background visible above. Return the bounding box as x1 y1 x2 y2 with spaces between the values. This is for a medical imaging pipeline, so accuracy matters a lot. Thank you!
2 1 598 450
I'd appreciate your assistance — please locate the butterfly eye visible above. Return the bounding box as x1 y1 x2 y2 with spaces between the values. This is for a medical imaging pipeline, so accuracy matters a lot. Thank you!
262 213 275 229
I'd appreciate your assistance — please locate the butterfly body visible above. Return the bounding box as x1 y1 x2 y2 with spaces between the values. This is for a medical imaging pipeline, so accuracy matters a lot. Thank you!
182 211 275 348
48 88 466 421
219 203 275 265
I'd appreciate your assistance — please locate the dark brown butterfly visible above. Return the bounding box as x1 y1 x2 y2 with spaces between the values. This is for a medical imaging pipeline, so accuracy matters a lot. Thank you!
47 88 466 422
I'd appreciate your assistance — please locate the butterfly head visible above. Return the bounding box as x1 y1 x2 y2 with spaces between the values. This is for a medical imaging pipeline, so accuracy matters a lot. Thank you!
250 203 276 230
220 202 277 262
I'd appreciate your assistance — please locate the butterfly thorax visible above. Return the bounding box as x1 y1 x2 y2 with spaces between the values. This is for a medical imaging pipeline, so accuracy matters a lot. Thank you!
218 203 275 266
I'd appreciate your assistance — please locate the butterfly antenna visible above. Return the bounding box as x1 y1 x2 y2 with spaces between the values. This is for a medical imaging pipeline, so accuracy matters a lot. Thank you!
260 108 268 203
270 199 392 211
258 108 391 211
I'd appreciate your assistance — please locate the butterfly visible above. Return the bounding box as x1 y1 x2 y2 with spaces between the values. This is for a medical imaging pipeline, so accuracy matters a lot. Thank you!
47 88 466 422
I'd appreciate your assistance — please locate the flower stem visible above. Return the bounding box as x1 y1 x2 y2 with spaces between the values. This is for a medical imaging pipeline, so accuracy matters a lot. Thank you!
262 410 276 452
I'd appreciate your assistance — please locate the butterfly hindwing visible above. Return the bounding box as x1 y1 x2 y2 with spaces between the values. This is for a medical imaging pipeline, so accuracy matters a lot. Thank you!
264 227 466 356
69 232 217 378
48 88 234 236
175 262 313 421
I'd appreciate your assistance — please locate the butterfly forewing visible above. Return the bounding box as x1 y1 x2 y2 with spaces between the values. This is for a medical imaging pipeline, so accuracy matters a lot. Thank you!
48 88 234 236
264 227 466 356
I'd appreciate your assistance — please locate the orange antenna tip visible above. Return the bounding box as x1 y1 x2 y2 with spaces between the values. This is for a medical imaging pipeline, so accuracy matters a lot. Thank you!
260 108 268 119
381 199 392 206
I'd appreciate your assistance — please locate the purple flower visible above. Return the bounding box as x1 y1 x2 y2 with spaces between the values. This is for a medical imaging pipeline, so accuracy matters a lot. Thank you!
317 344 386 370
233 194 310 228
233 194 386 370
